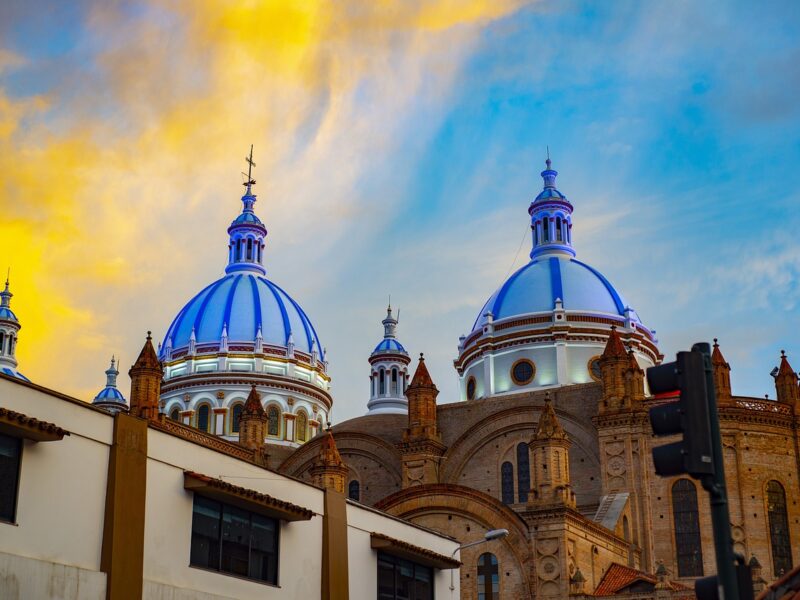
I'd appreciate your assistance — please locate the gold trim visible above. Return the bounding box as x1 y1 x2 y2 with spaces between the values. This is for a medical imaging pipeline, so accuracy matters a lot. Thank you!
587 355 603 382
510 358 536 386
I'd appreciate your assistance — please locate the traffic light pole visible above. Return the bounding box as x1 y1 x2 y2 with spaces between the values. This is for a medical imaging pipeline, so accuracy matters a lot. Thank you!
694 342 740 600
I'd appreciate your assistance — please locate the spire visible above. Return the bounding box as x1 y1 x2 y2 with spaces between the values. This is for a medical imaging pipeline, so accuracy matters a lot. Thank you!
310 427 348 493
129 331 162 421
105 355 119 388
225 146 268 276
711 338 732 400
775 350 799 407
238 385 267 450
534 394 567 440
93 355 128 413
602 326 627 359
529 153 575 259
408 353 435 390
382 302 398 339
0 274 12 311
242 385 265 416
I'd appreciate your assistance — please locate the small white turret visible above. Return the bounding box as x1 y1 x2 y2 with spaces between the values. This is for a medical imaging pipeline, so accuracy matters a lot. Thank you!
367 303 411 414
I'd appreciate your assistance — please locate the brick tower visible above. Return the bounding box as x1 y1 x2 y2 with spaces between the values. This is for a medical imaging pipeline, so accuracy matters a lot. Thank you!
129 331 162 421
310 428 349 493
528 394 576 508
238 385 267 450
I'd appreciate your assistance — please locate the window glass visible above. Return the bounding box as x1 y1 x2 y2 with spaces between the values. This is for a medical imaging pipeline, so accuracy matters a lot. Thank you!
516 442 530 503
197 405 210 432
477 552 499 600
190 495 279 585
672 479 704 577
501 461 514 505
296 412 307 442
511 360 535 385
466 377 476 400
377 553 433 600
0 434 21 522
348 480 360 502
767 480 793 576
169 408 181 422
267 406 280 436
231 404 243 433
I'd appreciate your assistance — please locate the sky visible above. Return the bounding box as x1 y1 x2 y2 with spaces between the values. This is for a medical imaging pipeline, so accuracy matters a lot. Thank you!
1 0 799 421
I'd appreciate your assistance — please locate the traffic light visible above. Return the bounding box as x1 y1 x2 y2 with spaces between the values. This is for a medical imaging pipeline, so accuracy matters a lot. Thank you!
646 349 715 478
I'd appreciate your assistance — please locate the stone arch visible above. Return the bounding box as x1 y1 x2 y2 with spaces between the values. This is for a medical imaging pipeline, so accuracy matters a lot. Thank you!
441 405 599 484
188 392 219 411
376 484 532 598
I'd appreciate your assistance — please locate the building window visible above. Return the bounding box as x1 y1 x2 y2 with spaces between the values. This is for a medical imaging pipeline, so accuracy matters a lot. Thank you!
0 331 4 354
511 359 535 386
477 552 499 600
517 442 530 503
197 405 211 432
391 368 398 395
169 407 181 421
0 433 22 523
247 238 253 260
190 495 279 585
231 404 243 433
588 356 602 382
348 480 360 502
543 217 550 242
267 406 280 437
296 412 308 443
501 461 514 505
466 377 477 401
767 480 793 576
379 369 386 395
672 479 704 577
377 552 433 600
556 216 563 242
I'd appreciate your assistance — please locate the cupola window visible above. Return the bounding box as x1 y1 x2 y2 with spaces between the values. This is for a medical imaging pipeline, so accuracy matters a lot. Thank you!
511 359 535 386
543 217 550 243
267 406 280 437
197 405 211 433
246 238 253 260
379 368 386 395
0 332 4 355
296 411 308 442
556 217 563 241
391 368 398 395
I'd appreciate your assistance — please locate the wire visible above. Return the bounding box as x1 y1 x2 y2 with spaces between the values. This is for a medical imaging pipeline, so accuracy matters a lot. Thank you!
499 221 530 286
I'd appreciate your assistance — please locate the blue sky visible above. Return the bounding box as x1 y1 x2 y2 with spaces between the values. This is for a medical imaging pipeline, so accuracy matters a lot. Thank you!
1 0 798 419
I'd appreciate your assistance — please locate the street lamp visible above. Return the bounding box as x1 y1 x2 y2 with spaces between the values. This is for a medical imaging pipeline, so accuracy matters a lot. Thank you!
450 528 509 594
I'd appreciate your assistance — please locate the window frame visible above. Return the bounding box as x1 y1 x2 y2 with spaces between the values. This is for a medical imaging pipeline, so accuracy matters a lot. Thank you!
671 478 704 577
196 404 212 433
510 359 536 386
0 433 22 524
377 551 434 600
477 551 499 600
766 480 793 577
189 493 281 586
466 376 477 401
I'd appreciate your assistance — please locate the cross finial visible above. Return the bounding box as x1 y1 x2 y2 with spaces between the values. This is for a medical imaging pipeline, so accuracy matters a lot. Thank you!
546 145 551 169
243 144 256 189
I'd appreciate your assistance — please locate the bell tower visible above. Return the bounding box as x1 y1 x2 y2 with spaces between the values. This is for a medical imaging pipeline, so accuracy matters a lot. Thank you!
367 304 411 414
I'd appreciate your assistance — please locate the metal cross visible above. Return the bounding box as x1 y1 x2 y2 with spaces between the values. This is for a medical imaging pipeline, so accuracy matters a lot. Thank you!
243 144 256 187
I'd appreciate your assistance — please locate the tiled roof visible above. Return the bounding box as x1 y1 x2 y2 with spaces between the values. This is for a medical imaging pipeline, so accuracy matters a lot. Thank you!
370 532 460 570
594 563 690 596
757 562 800 600
0 407 69 441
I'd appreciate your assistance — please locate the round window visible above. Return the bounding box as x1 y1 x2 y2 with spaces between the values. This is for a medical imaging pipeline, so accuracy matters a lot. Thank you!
511 359 536 385
588 356 602 382
466 377 477 400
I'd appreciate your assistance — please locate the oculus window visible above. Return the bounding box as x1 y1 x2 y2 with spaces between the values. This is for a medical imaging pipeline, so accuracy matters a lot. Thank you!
377 552 433 600
190 494 279 585
511 359 535 386
466 377 477 401
0 433 21 523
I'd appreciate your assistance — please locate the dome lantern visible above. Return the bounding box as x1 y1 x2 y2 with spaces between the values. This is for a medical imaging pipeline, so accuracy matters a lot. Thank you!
0 274 28 381
367 303 411 414
225 145 268 276
92 356 129 414
529 155 575 259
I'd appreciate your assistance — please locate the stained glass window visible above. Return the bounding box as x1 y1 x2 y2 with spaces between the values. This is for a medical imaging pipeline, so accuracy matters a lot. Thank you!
672 479 704 577
517 442 530 503
231 404 243 433
501 461 514 505
267 406 280 436
197 405 210 432
477 552 499 600
767 480 793 576
296 412 307 442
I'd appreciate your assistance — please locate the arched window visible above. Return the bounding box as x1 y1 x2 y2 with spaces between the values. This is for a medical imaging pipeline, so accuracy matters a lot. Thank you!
169 407 180 421
267 406 280 437
556 216 563 241
672 479 704 577
516 442 530 503
543 217 550 242
477 552 499 600
296 412 308 442
379 368 385 395
257 243 262 262
231 404 243 433
197 405 211 432
767 480 793 576
391 368 398 395
0 331 4 354
8 336 14 355
501 462 514 505
246 238 253 260
348 480 360 502
234 239 241 261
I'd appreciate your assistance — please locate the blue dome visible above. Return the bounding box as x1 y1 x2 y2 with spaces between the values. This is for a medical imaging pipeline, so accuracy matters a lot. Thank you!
162 273 324 359
473 256 639 331
231 211 264 226
0 307 18 322
94 386 126 403
373 338 407 354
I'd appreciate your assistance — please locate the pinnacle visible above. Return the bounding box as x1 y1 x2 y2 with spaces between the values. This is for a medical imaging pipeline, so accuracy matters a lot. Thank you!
131 332 160 371
535 395 567 440
318 428 345 468
601 326 627 359
242 385 265 416
778 351 796 378
408 353 435 389
711 338 728 366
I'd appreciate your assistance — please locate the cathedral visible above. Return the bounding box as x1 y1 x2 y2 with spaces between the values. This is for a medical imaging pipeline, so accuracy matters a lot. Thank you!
5 154 799 598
